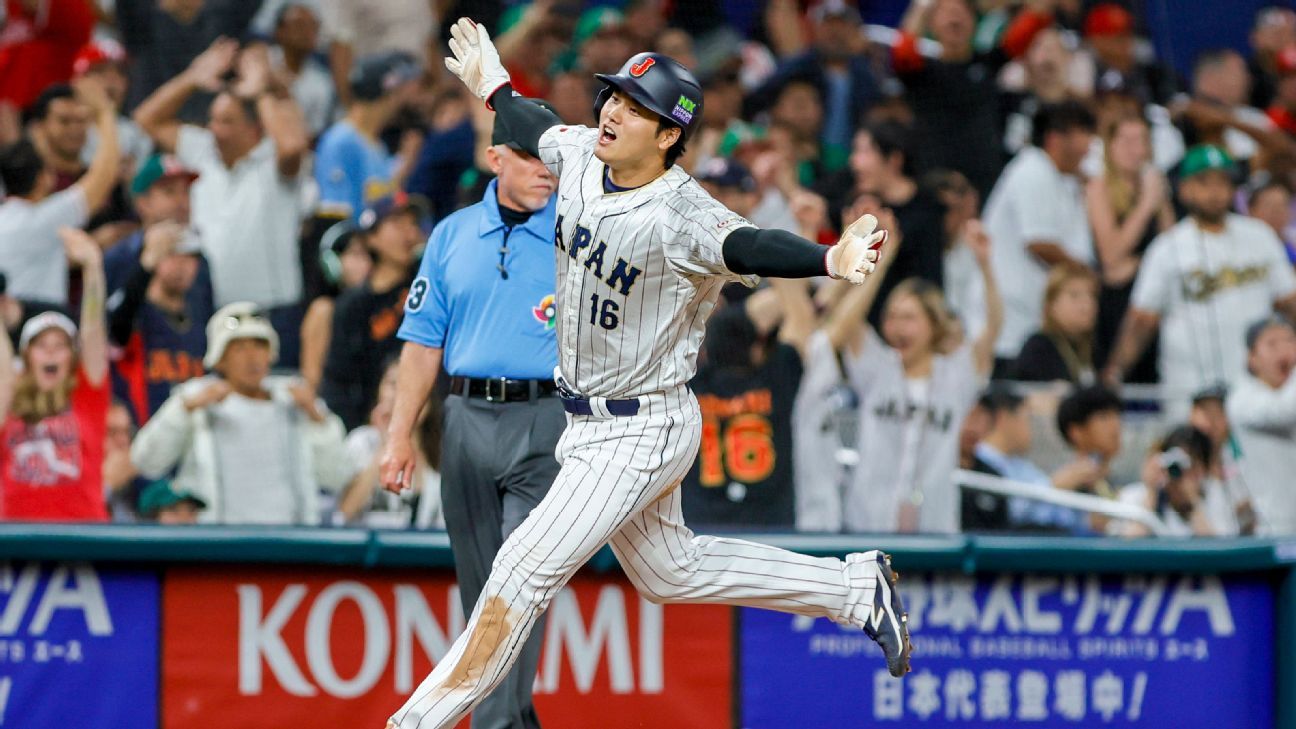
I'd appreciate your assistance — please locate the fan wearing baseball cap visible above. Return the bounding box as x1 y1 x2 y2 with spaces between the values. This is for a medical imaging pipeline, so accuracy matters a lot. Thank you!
1264 45 1296 136
314 51 423 223
102 154 214 422
0 228 111 522
131 302 357 525
1106 145 1296 418
73 39 155 170
1082 3 1179 106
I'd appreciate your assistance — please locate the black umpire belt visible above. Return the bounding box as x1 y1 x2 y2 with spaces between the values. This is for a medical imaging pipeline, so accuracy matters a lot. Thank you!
450 376 558 403
558 392 641 417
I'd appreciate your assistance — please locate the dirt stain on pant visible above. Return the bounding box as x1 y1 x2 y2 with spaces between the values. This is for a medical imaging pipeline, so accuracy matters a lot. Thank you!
447 595 516 689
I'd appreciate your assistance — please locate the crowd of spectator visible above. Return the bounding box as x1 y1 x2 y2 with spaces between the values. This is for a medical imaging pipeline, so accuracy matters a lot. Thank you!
2 0 1296 540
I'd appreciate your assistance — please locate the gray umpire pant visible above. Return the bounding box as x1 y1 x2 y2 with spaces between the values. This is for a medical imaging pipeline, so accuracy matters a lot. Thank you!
440 393 565 729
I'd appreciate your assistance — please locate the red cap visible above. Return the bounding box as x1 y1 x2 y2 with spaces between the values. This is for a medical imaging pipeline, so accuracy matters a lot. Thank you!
1277 45 1296 76
1084 4 1134 38
73 39 127 77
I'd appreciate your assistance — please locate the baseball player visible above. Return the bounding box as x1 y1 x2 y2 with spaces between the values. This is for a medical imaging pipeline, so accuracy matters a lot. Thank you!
381 19 910 729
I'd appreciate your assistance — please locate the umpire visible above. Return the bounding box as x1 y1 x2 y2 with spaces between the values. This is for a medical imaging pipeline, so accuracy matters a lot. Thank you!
380 102 560 729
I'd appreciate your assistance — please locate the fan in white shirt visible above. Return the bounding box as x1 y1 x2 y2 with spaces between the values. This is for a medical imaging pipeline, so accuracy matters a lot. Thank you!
133 38 309 311
1227 316 1296 535
985 101 1097 361
0 77 120 305
1105 145 1296 412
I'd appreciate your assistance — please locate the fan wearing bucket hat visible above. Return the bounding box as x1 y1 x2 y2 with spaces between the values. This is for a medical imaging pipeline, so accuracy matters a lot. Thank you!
131 302 357 525
0 227 111 522
315 51 422 222
1106 145 1296 417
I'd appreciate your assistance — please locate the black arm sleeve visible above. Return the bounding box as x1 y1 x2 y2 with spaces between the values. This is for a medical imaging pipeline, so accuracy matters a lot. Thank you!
488 85 564 158
722 227 830 279
107 262 152 346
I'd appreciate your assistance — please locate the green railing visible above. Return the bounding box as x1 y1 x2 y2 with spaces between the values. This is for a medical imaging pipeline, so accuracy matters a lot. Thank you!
3 525 1294 725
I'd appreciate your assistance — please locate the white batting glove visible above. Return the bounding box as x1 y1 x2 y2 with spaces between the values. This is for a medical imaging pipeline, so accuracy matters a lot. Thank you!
444 17 511 106
826 213 888 284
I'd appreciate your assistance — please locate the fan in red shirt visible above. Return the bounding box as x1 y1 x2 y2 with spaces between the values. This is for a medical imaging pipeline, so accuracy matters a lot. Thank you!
0 227 109 521
0 0 94 110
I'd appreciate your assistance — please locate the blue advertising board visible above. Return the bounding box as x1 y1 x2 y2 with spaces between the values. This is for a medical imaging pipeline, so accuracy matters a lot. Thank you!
0 562 158 729
741 573 1273 727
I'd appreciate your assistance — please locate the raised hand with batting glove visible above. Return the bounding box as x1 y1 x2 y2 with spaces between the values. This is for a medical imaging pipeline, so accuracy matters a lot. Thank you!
826 213 889 284
444 18 511 105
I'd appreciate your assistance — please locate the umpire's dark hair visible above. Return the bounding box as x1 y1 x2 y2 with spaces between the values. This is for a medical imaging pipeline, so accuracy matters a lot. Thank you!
1055 385 1122 445
1031 100 1097 149
1158 424 1213 470
978 383 1025 416
25 84 76 125
865 119 916 178
0 139 47 198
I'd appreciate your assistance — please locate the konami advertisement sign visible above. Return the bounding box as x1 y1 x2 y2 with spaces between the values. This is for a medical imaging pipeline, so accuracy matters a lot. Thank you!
162 568 731 728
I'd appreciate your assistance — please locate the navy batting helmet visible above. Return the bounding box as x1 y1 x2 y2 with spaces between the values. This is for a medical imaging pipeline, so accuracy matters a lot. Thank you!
593 52 703 141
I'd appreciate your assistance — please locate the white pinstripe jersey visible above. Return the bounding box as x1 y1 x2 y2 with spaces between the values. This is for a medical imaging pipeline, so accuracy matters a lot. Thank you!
538 124 757 398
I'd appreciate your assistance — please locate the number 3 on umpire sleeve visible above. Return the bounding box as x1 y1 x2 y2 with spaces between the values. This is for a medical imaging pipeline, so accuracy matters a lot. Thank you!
407 277 429 312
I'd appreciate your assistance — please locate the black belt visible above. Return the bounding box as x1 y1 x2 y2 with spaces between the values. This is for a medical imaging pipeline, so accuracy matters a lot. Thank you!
449 376 557 403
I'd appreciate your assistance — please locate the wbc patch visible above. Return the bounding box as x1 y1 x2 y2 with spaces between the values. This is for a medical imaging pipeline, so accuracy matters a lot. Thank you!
532 294 557 329
672 94 696 125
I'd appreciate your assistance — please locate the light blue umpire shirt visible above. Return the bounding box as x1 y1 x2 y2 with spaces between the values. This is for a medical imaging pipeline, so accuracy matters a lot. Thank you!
398 179 558 379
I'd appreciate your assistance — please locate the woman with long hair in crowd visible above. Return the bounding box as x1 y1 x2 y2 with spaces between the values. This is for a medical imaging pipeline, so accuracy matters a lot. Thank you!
0 228 110 521
1086 112 1174 382
1015 261 1101 384
798 197 1003 534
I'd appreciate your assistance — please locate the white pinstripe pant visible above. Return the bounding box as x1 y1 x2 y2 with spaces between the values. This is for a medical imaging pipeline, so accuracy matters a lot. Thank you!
389 388 880 729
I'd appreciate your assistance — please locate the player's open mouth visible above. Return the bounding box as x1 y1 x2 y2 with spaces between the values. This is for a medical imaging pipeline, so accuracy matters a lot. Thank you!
600 126 618 144
40 364 59 376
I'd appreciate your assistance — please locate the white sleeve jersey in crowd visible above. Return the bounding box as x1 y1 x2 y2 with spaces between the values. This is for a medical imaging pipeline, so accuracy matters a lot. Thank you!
537 124 758 398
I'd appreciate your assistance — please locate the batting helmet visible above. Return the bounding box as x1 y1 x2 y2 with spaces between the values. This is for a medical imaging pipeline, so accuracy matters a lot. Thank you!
593 52 703 141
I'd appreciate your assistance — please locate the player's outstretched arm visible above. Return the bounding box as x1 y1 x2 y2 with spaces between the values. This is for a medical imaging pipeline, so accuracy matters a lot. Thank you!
443 18 561 158
722 214 887 282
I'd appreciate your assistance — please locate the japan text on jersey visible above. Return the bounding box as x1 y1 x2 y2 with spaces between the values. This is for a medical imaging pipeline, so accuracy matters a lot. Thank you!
539 125 756 399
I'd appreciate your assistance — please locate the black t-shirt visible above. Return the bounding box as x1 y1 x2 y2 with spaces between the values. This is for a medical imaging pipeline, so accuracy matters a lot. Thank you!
900 51 1010 201
681 343 802 530
868 188 947 327
1014 331 1093 385
319 273 413 430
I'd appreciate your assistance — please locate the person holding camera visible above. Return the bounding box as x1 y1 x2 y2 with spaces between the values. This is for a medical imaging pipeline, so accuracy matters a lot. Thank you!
1111 425 1234 537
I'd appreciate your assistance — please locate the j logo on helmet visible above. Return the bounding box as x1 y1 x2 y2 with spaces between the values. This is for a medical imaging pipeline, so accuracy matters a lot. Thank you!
630 57 656 77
